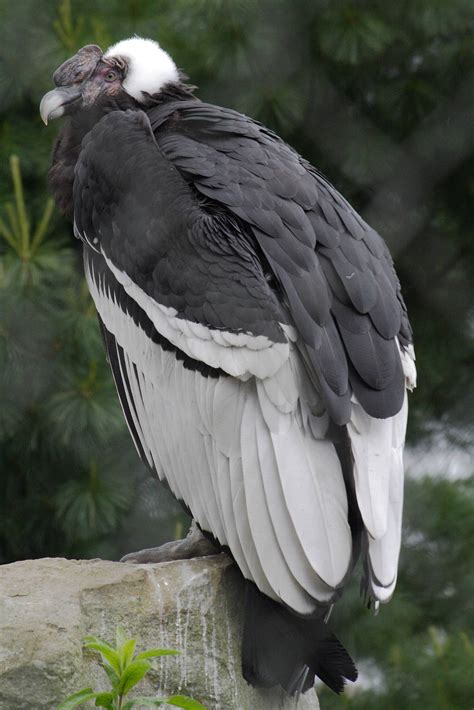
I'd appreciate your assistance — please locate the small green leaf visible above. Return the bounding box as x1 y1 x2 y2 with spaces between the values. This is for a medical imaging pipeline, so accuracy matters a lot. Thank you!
165 696 207 709
84 635 115 651
57 688 100 710
135 648 181 661
103 662 120 690
84 640 121 676
118 658 151 695
119 637 137 670
94 691 115 708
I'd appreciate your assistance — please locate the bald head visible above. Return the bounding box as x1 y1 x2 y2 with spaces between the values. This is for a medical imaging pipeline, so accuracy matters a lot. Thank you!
40 37 181 124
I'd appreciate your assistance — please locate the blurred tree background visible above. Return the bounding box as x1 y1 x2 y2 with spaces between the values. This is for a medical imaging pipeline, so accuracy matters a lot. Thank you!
0 0 472 707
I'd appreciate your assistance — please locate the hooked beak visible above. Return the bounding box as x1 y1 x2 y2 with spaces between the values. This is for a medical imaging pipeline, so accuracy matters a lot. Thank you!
40 44 102 125
40 85 82 125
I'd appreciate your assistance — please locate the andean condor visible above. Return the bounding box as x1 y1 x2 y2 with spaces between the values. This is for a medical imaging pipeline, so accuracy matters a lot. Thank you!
40 37 416 697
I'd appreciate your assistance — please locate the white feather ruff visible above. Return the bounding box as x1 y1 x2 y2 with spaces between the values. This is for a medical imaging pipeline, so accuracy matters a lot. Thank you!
104 37 179 102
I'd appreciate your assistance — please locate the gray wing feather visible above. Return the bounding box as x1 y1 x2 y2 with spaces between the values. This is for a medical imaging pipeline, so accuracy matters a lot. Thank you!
151 101 413 424
348 393 408 601
254 403 336 603
241 394 316 614
270 421 352 589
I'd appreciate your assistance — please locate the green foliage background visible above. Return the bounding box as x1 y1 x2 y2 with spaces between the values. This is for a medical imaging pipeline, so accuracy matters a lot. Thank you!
0 0 473 707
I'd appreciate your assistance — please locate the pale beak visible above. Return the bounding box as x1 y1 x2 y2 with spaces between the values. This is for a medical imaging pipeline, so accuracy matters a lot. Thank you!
39 85 82 125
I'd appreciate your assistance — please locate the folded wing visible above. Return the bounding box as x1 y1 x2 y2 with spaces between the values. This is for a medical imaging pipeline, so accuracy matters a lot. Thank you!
75 106 415 612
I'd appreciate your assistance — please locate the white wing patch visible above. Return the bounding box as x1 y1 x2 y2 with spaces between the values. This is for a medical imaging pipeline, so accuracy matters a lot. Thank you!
399 342 417 391
348 402 392 540
102 252 290 380
85 254 353 614
347 386 409 602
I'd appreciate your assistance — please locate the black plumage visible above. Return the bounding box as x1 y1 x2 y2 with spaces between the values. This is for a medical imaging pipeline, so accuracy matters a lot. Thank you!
243 581 358 696
73 100 410 422
148 100 410 422
75 110 287 343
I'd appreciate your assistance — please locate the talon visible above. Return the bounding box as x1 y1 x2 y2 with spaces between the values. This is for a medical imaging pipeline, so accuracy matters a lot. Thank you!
120 521 220 564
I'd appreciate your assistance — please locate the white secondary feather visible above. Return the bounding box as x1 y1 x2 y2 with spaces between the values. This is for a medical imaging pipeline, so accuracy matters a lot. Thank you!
368 448 404 600
85 253 356 612
256 380 293 434
253 400 337 603
105 37 179 102
102 252 290 380
271 421 352 588
348 401 392 539
260 352 300 414
399 342 417 390
366 394 408 601
241 393 316 613
347 345 410 604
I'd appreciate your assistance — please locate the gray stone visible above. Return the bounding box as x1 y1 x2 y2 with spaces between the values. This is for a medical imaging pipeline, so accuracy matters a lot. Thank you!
0 556 320 709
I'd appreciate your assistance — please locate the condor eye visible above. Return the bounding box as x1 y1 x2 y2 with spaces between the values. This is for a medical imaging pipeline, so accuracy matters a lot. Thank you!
105 70 118 82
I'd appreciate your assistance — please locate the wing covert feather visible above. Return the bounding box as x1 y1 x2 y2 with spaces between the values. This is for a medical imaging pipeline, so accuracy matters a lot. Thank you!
151 100 412 423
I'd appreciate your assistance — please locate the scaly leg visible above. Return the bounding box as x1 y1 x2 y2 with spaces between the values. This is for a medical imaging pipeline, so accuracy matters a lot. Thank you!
120 521 219 564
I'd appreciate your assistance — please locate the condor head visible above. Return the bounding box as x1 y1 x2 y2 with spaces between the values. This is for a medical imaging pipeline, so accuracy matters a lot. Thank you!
40 37 180 124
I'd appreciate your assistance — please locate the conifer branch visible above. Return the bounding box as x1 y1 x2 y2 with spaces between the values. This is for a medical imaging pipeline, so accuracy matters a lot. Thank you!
10 155 30 258
31 198 55 253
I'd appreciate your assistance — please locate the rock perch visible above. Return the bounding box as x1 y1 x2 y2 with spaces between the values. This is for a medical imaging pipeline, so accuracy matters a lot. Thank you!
0 556 320 709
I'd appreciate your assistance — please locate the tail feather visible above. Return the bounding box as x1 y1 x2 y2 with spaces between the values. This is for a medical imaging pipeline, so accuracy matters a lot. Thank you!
242 582 358 696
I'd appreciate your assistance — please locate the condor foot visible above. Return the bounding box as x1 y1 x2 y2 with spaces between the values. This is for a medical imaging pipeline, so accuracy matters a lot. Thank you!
120 521 219 564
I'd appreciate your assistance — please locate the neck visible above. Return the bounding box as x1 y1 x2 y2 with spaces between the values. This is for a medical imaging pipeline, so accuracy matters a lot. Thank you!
48 82 197 221
146 80 197 104
48 114 93 221
48 97 136 220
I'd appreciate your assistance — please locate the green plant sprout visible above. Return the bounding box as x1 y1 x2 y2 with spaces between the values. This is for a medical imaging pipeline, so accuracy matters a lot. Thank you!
0 155 54 261
57 626 207 710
